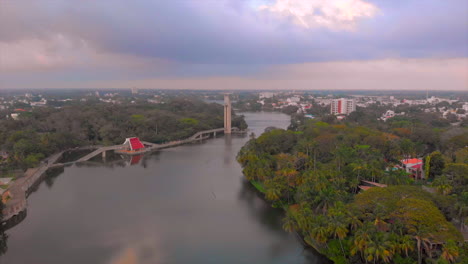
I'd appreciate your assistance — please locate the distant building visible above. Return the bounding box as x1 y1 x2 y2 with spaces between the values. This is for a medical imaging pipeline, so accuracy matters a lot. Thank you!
380 110 395 121
287 96 301 104
259 92 275 99
463 103 468 112
10 113 19 120
131 87 139 95
401 158 424 179
30 99 47 107
331 98 356 115
123 137 145 152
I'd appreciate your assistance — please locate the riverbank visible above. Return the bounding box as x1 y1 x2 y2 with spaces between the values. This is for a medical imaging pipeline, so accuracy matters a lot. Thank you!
0 111 327 264
1 128 246 224
248 180 332 262
2 151 64 224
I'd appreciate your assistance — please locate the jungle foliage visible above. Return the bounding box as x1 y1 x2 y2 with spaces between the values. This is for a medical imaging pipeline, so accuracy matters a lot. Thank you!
238 119 467 264
0 98 247 170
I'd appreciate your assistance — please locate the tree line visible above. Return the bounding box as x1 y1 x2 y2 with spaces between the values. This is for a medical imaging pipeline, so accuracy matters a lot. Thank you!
0 98 247 170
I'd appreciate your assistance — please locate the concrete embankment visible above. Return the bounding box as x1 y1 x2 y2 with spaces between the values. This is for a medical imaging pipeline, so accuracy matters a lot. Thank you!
2 152 64 223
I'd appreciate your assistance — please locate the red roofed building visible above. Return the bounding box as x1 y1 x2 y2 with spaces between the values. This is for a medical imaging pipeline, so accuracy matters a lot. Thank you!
123 137 145 151
401 158 424 179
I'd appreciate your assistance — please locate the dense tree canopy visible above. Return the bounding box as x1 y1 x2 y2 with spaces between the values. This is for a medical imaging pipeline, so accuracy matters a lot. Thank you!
1 99 247 170
238 119 467 264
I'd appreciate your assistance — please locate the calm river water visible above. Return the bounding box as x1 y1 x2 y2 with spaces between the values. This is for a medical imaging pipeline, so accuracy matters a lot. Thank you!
0 112 328 264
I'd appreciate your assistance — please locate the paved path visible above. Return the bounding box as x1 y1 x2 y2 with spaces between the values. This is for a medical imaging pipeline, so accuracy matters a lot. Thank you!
2 152 63 221
2 127 244 222
76 145 124 162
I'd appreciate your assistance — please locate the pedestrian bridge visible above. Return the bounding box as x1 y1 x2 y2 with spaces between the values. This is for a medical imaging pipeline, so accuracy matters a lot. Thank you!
56 127 244 164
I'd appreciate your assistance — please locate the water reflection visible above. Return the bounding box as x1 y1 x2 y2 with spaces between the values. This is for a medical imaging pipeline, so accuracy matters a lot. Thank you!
237 179 331 264
0 112 328 264
129 155 143 166
0 232 7 257
238 180 286 235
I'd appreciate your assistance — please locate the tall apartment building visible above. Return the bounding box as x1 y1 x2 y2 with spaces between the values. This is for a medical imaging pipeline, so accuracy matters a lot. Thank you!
331 98 356 115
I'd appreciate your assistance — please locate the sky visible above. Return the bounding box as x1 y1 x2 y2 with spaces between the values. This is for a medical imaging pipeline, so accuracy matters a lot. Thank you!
0 0 467 90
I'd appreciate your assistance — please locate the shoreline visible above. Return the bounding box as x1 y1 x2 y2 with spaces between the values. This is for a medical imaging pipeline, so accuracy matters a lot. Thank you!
247 179 332 263
2 128 247 225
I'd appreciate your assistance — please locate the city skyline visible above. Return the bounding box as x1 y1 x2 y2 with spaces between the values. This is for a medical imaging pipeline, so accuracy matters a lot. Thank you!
1 0 467 90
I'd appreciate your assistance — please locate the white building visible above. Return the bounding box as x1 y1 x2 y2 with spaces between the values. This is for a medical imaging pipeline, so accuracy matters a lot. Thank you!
10 113 19 120
259 92 275 99
381 110 395 119
30 99 47 107
287 96 301 104
331 98 356 115
463 103 468 111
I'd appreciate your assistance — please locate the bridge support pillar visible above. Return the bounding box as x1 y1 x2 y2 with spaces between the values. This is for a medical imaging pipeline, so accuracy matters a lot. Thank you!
214 131 216 137
102 151 106 161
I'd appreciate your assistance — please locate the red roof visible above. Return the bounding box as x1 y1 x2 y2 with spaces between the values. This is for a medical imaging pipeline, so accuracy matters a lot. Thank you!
14 108 27 112
401 158 422 164
410 164 423 170
129 137 144 150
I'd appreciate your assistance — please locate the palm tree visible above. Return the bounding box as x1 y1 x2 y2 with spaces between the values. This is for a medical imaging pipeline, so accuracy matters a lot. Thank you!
265 183 281 201
352 162 369 184
414 232 432 264
397 235 415 257
309 215 330 244
368 160 383 182
351 223 375 263
313 187 337 213
282 214 298 233
330 224 348 257
327 205 350 257
347 212 363 231
441 240 459 263
365 232 394 263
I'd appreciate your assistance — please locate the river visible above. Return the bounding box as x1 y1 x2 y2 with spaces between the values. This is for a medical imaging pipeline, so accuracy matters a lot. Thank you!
0 112 328 264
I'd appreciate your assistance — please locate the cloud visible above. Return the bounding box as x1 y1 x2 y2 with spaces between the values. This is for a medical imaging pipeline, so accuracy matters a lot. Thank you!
258 0 379 30
0 34 88 71
11 58 464 91
0 0 466 89
0 34 174 73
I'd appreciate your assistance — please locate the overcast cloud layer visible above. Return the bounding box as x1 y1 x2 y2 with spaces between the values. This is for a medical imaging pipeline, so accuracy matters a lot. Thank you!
0 0 467 90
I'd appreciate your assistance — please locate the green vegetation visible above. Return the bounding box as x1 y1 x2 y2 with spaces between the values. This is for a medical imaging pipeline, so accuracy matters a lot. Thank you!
0 98 247 170
238 118 467 263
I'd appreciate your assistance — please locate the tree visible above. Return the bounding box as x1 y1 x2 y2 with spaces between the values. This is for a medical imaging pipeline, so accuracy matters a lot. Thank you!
282 209 299 232
397 235 415 258
400 139 415 159
309 215 330 244
425 151 445 180
327 203 350 257
441 240 459 263
381 169 412 185
365 232 394 263
432 176 453 195
351 223 375 262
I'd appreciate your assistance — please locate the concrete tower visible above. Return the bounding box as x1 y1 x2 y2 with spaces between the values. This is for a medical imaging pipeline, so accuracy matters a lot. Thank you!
224 94 232 134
